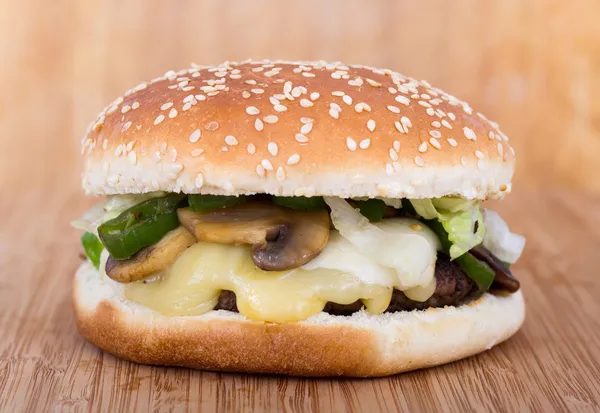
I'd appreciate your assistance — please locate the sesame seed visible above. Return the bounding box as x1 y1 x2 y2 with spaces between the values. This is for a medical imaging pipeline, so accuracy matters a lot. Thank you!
255 118 264 131
252 67 264 73
121 105 131 114
442 120 452 129
191 148 204 157
329 108 340 119
463 126 477 141
367 119 376 132
359 138 371 149
497 143 504 156
389 148 399 161
195 173 204 187
154 114 165 125
268 142 278 156
421 93 431 100
160 142 167 153
274 104 287 112
283 154 300 169
366 78 381 87
261 159 273 171
184 95 195 103
426 108 435 116
386 163 394 176
131 102 140 110
429 138 441 149
429 130 442 138
295 134 309 143
354 104 363 113
263 115 279 124
401 116 412 128
448 113 456 121
206 121 219 131
475 150 485 159
269 97 281 105
447 138 457 147
432 121 441 128
126 141 135 152
332 91 345 97
461 156 467 166
242 91 251 99
418 142 428 152
393 141 401 152
300 117 314 124
247 143 256 154
395 95 410 106
394 121 405 133
161 102 173 111
418 101 432 108
182 103 192 111
310 92 320 101
106 105 118 115
225 135 238 146
103 139 108 150
488 131 496 140
300 98 313 108
168 108 178 118
300 123 313 135
388 87 397 94
348 78 363 87
128 151 137 165
345 137 357 151
256 165 265 177
302 72 315 78
121 121 132 132
244 79 257 85
246 106 260 115
342 95 353 105
272 164 287 183
387 105 400 113
414 156 425 167
251 88 265 94
273 93 286 100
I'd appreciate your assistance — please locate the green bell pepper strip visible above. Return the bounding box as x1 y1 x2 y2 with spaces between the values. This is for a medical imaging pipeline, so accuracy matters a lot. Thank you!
424 219 495 291
97 194 187 260
355 199 386 222
81 232 104 269
272 196 326 211
188 195 247 212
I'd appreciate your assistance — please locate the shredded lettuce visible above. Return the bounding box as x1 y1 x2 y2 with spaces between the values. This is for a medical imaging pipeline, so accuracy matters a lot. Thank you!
410 198 484 259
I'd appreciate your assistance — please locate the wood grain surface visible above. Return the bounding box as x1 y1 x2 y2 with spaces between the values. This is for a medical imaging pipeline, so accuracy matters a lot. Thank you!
1 0 600 412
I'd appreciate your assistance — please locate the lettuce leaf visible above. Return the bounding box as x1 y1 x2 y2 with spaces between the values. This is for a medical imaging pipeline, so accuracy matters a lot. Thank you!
409 198 484 259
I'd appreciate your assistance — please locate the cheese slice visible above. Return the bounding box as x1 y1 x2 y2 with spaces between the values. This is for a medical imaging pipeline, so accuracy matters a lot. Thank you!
119 218 440 323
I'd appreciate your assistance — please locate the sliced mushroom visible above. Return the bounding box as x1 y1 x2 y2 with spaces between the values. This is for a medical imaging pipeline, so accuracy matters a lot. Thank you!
177 202 330 271
105 226 197 283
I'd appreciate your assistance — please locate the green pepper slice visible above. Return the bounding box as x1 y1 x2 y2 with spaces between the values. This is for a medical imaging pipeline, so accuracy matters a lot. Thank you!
272 196 326 211
355 199 386 222
189 195 246 212
81 232 104 269
97 194 187 260
424 219 495 291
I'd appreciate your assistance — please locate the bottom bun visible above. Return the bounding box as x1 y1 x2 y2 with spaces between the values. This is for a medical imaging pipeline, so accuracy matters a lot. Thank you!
73 261 525 377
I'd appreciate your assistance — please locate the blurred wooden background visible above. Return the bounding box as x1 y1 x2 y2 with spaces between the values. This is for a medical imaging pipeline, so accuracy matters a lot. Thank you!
1 0 599 192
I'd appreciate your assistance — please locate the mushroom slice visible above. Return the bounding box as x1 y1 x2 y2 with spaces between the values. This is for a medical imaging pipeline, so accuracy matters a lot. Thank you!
177 203 330 271
105 226 197 283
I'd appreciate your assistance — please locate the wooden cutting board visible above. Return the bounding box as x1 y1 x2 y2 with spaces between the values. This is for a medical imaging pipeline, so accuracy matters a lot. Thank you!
1 177 599 412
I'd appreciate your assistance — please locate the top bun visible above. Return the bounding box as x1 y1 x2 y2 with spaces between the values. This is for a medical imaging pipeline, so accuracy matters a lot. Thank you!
81 60 515 200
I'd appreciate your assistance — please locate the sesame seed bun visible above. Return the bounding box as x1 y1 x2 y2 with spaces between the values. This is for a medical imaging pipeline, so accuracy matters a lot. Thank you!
74 261 525 377
81 60 515 200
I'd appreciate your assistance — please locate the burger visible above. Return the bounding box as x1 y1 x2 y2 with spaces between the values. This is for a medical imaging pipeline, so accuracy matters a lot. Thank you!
73 60 526 377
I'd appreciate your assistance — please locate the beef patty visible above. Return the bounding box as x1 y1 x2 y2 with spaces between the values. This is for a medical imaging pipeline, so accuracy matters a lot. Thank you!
215 254 481 316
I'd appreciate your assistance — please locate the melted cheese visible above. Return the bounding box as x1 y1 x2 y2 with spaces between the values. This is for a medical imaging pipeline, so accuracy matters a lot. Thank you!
123 242 392 323
121 218 441 323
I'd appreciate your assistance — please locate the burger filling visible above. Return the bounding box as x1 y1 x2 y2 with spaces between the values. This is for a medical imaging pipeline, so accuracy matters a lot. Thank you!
73 193 525 323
